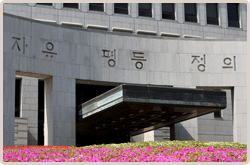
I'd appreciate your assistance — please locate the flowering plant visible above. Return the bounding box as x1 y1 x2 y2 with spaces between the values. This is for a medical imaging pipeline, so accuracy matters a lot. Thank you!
3 141 247 162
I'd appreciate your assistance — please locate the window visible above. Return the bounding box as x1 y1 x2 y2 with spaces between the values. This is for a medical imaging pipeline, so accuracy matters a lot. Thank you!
162 3 175 20
114 3 128 15
227 3 239 28
184 3 197 23
89 3 104 12
15 79 21 117
37 3 52 6
38 80 44 145
139 3 152 17
206 3 219 25
214 111 222 118
63 3 79 9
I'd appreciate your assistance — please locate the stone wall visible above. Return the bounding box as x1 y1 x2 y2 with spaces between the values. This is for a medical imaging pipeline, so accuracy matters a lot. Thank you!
14 117 28 146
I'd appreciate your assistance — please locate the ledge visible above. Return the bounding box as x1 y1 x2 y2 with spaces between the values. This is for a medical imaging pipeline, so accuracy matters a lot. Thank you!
137 29 157 35
34 18 56 23
161 32 180 38
183 34 202 39
205 37 217 39
112 27 133 33
61 21 83 28
87 24 108 30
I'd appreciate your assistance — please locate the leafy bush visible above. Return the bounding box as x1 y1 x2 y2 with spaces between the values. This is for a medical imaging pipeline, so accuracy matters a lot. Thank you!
82 140 247 149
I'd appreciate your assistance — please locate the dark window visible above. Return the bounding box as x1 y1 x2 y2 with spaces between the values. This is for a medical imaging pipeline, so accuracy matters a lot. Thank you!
38 80 44 145
15 79 21 117
185 3 197 23
63 3 79 9
214 111 222 118
227 3 239 28
206 3 219 25
139 3 152 17
162 3 175 20
37 3 52 6
89 3 104 12
114 3 128 15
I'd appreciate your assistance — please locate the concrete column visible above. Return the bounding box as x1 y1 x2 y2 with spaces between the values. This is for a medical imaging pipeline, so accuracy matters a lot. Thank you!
234 86 247 143
20 76 38 145
174 86 198 141
198 3 206 26
176 3 184 23
219 3 228 28
239 3 247 31
28 3 36 7
44 76 75 146
170 124 175 141
3 69 16 146
54 3 63 10
80 3 88 12
106 3 113 15
130 3 138 18
144 130 154 141
154 3 161 21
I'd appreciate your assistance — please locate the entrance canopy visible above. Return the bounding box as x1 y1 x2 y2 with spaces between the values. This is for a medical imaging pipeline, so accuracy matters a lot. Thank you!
76 84 226 136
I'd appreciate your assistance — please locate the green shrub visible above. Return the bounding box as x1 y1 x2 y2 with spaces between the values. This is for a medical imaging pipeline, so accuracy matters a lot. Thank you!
81 140 247 149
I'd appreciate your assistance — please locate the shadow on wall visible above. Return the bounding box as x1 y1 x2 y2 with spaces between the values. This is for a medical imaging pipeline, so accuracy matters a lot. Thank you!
130 134 144 142
175 123 195 141
28 131 37 145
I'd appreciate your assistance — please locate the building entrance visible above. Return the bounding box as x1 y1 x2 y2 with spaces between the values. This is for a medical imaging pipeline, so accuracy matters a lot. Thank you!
76 84 227 147
75 83 121 146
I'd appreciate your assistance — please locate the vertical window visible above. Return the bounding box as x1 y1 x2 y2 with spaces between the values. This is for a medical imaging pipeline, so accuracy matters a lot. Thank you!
206 3 219 25
214 111 222 118
139 3 152 17
227 3 239 28
184 3 197 23
114 3 128 15
162 3 175 20
37 3 52 6
63 3 79 9
15 79 21 117
38 80 44 145
89 3 104 12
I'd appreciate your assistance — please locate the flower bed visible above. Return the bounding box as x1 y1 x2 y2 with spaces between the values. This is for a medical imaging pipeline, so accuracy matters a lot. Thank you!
3 141 247 162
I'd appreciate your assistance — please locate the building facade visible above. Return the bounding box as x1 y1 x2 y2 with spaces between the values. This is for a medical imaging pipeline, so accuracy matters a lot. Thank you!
3 3 247 147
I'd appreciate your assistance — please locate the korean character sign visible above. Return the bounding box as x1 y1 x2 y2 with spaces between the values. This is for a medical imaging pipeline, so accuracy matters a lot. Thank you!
11 36 28 54
131 51 147 69
42 42 57 58
191 54 206 72
102 49 116 67
222 56 236 71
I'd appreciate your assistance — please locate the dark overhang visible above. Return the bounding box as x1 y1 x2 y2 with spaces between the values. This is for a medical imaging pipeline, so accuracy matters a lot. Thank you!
76 84 226 136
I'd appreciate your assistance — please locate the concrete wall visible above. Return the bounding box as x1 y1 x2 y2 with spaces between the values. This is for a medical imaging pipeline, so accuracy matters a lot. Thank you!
130 134 144 142
3 12 247 146
197 89 233 142
154 127 170 141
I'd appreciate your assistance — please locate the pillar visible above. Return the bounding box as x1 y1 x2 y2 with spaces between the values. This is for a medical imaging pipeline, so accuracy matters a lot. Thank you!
3 69 16 146
234 86 247 143
170 124 175 141
144 130 154 141
20 76 39 145
44 76 75 146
